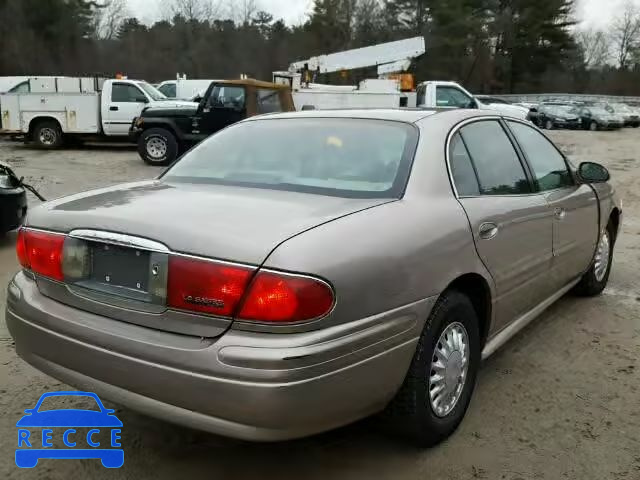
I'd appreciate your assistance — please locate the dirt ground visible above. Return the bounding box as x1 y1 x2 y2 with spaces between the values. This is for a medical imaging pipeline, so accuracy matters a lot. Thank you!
0 131 638 480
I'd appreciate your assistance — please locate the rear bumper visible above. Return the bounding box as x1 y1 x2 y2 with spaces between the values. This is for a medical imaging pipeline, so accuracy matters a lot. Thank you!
7 272 430 441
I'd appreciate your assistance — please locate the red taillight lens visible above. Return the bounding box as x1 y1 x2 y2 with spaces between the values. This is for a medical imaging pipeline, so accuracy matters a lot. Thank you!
18 229 65 281
167 256 254 316
238 271 334 323
16 228 30 269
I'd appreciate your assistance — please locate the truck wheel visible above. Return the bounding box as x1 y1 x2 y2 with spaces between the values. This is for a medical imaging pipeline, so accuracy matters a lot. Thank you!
383 290 481 446
33 120 63 149
139 128 178 166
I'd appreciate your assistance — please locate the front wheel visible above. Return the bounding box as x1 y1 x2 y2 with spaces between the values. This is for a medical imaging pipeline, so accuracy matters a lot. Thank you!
384 290 481 446
545 119 554 130
589 121 598 131
574 223 614 296
138 128 178 166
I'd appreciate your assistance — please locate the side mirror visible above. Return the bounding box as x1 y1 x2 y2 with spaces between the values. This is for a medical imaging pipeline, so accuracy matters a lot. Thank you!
466 99 478 109
301 104 316 111
136 97 149 103
578 162 610 183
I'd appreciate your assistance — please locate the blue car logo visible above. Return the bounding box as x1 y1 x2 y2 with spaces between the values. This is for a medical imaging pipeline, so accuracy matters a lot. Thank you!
16 391 123 468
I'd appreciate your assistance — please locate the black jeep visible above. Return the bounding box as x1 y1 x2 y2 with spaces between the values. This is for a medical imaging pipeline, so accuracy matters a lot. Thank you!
130 78 295 165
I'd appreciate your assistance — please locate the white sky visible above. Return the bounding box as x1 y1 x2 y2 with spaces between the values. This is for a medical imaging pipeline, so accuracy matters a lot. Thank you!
578 0 640 27
127 0 313 25
127 0 638 27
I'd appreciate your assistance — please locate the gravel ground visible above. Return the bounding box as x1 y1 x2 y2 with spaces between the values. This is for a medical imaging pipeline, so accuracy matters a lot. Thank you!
0 131 639 480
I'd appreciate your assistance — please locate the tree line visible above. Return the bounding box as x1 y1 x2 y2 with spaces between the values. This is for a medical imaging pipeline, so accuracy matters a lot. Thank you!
2 0 640 95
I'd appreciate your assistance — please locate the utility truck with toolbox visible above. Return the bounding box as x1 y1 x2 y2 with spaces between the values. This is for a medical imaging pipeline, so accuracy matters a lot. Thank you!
0 77 197 148
130 78 294 165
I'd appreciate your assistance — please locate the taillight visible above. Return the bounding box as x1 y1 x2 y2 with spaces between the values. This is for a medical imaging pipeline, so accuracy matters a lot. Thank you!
16 228 29 268
167 256 254 316
17 229 65 281
237 271 334 323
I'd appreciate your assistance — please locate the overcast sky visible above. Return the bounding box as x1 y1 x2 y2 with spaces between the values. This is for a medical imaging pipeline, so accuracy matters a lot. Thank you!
128 0 639 27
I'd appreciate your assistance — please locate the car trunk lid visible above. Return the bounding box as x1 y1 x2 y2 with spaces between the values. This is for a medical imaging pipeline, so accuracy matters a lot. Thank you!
26 180 388 337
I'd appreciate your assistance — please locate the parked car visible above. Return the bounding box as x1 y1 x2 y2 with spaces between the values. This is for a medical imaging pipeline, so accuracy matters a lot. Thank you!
7 109 621 446
0 162 44 235
605 103 640 127
130 78 295 165
536 103 582 130
576 105 624 131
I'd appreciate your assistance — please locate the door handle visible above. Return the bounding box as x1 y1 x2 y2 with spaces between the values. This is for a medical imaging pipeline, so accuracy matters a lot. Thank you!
479 222 499 239
554 207 566 220
109 106 119 111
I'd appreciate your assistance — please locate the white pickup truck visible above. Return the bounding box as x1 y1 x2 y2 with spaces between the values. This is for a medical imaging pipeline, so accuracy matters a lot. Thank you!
416 81 529 119
0 77 197 147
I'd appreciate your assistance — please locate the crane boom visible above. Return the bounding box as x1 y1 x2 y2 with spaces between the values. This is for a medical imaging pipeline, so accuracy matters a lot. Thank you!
289 37 425 76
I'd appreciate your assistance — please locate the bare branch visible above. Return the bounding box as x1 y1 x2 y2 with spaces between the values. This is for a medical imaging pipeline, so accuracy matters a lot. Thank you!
610 0 640 69
165 0 222 22
93 0 128 39
576 29 611 68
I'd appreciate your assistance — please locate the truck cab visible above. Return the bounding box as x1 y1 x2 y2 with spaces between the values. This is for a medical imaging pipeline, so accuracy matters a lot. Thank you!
416 81 529 119
131 78 295 165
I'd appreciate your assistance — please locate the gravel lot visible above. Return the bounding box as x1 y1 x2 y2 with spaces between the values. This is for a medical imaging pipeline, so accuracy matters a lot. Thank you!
1 130 639 480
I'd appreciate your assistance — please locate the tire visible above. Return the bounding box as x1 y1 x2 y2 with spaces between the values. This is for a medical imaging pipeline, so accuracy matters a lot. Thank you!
589 121 598 132
33 120 63 149
384 290 481 446
574 222 615 296
545 119 554 130
633 123 639 128
138 128 178 166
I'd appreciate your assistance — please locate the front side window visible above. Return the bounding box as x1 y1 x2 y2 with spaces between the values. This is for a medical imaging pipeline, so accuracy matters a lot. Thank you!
436 86 473 108
158 83 177 98
507 121 573 191
460 120 531 195
111 84 147 103
256 88 283 114
207 85 245 110
164 118 418 198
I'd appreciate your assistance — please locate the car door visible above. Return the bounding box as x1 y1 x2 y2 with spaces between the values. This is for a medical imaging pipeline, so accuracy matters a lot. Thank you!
103 83 149 136
196 84 246 138
506 120 599 289
449 119 555 331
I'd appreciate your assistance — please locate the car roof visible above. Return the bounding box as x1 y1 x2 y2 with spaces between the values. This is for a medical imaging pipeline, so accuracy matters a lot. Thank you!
253 108 519 125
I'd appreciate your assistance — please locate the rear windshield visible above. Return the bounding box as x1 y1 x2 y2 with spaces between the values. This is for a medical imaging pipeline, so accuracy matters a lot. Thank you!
163 118 418 198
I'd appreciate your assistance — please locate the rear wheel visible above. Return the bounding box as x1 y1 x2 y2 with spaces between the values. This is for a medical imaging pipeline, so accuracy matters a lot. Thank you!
33 120 63 149
384 290 481 446
545 119 554 130
574 222 614 296
138 128 178 166
589 121 598 131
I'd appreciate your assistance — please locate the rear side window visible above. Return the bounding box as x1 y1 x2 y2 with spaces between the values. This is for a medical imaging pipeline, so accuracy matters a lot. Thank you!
460 121 531 195
256 88 283 114
507 121 573 191
449 133 480 196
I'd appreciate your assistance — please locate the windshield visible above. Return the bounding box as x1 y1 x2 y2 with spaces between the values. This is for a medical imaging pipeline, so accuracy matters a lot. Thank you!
163 118 418 198
590 108 610 115
137 81 166 101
